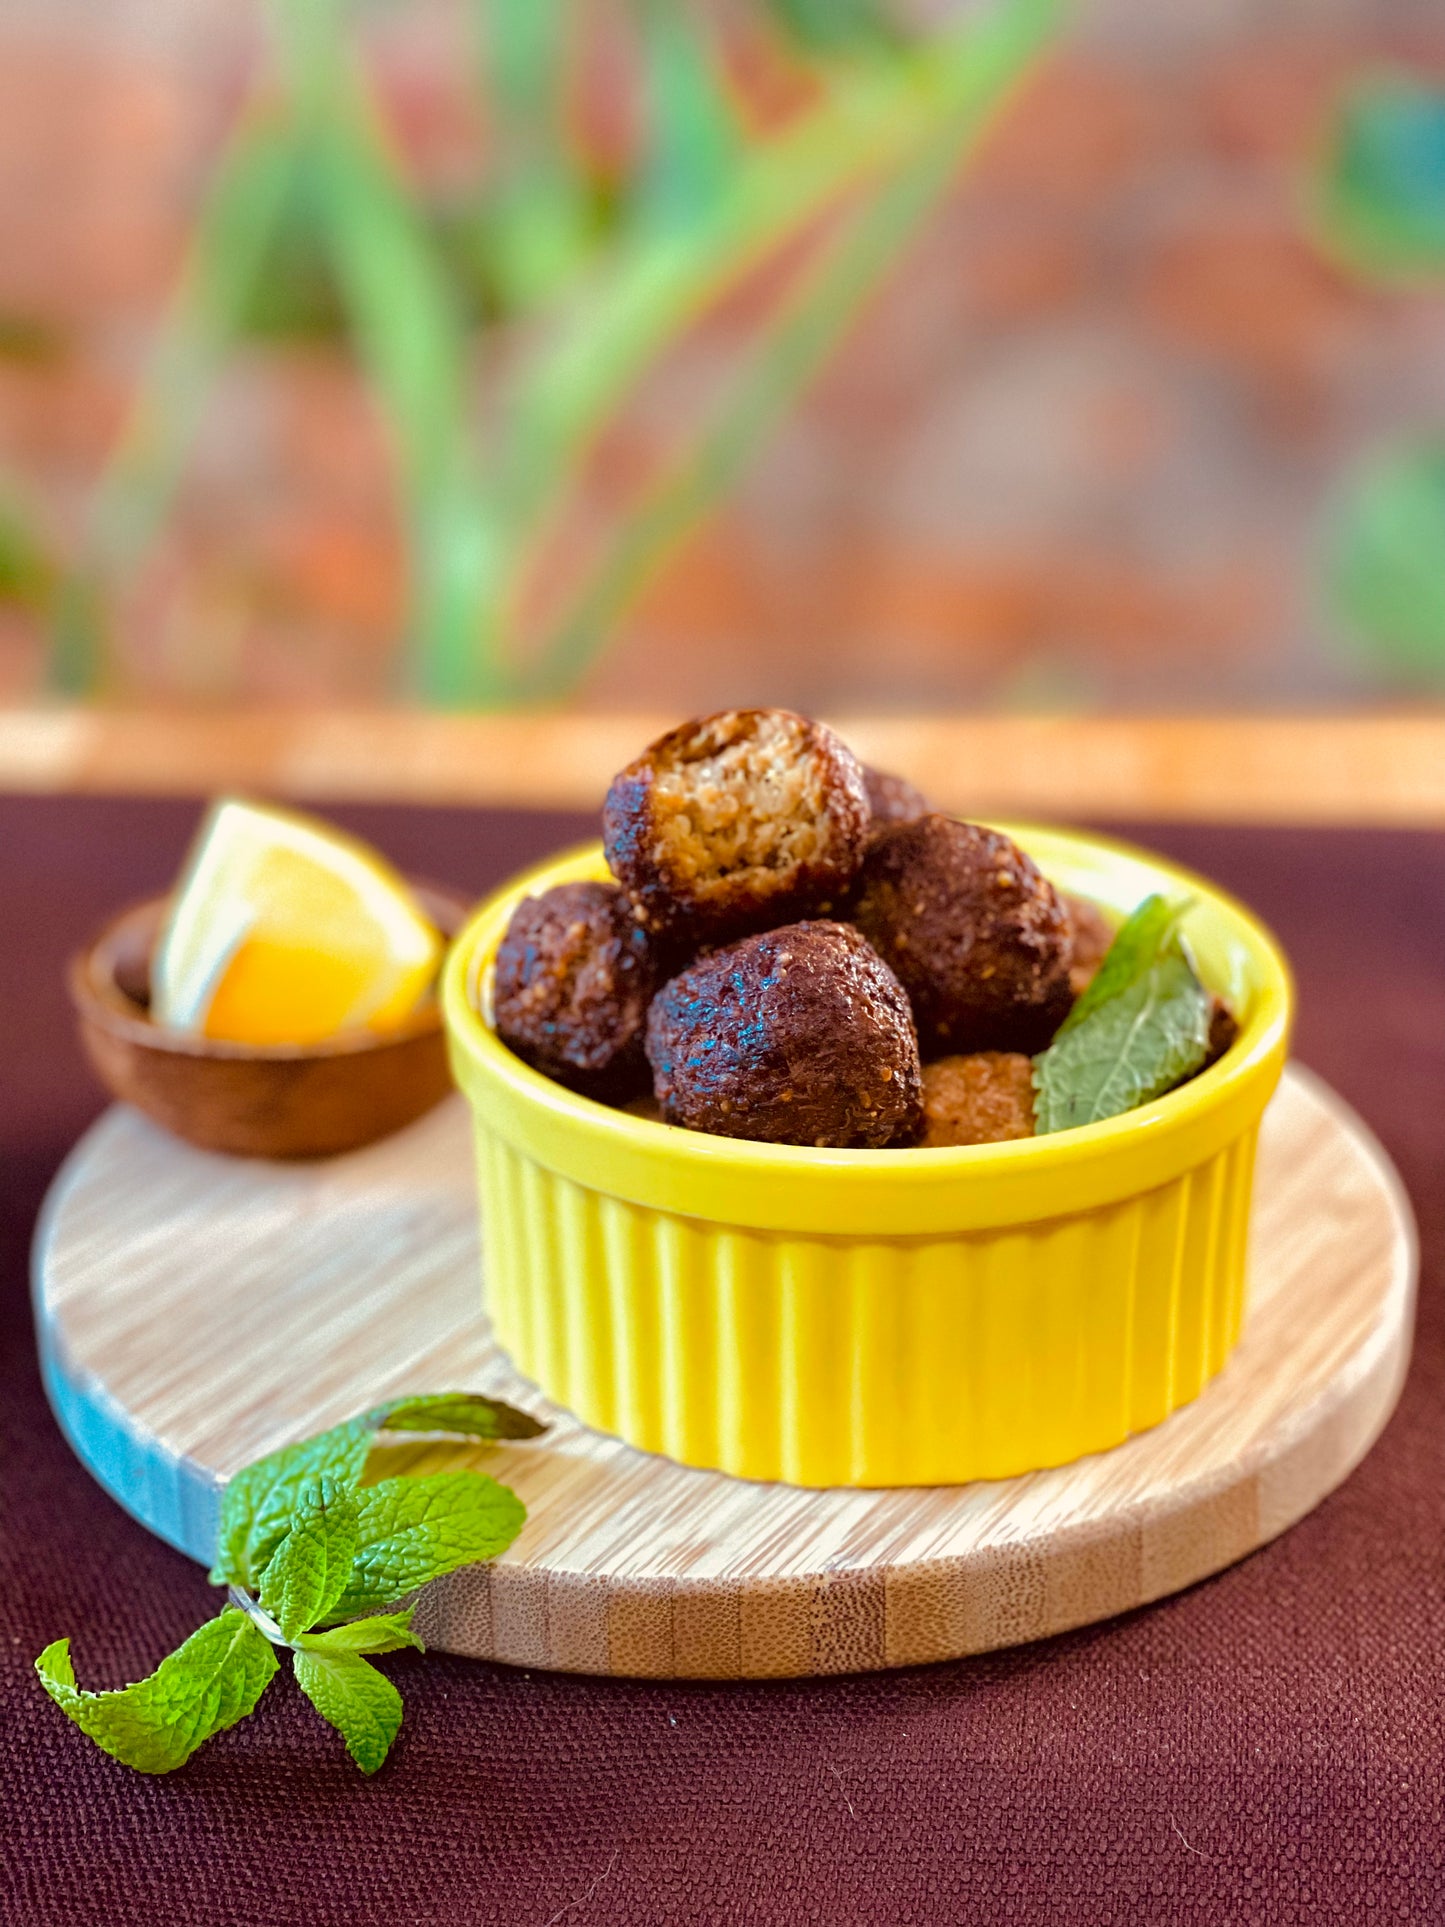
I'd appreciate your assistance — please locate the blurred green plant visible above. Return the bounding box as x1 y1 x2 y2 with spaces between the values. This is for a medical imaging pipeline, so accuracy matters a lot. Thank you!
1313 72 1445 688
0 482 54 613
57 0 1062 706
1327 441 1445 683
1313 73 1445 284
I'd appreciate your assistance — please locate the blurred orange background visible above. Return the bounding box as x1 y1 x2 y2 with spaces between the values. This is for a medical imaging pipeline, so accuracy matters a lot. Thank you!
1 0 1443 720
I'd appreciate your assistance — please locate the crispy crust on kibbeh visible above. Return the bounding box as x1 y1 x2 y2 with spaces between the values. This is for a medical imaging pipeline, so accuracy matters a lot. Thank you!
645 919 922 1148
852 815 1074 1056
862 764 932 839
492 880 659 1101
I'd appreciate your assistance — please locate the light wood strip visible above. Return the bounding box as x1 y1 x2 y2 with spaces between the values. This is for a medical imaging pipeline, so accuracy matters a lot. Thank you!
7 707 1445 822
33 1065 1416 1677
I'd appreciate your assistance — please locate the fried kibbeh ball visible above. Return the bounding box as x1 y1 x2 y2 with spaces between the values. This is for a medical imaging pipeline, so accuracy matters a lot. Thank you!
862 763 932 835
603 708 870 947
1063 891 1116 999
852 815 1073 1056
920 1052 1036 1148
492 881 658 1101
645 920 922 1148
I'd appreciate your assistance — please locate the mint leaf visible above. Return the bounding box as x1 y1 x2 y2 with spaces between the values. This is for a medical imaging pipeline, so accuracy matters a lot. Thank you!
256 1479 360 1641
210 1392 544 1587
211 1391 543 1588
1058 893 1185 1035
35 1609 278 1775
1034 938 1210 1134
369 1390 547 1441
323 1470 526 1622
297 1608 424 1656
292 1648 403 1776
210 1418 373 1590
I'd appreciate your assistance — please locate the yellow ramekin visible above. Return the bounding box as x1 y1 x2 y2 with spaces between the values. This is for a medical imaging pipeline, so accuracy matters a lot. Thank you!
442 826 1292 1487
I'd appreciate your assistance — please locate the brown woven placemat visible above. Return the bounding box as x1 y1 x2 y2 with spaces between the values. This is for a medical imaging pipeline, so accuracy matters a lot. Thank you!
3 798 1442 1926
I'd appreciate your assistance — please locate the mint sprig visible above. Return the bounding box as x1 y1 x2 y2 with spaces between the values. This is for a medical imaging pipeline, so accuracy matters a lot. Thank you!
1034 894 1213 1133
38 1389 544 1777
209 1390 538 1592
1055 892 1186 1037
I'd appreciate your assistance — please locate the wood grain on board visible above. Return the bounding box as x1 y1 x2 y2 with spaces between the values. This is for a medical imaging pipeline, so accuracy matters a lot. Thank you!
34 1066 1415 1678
8 708 1445 823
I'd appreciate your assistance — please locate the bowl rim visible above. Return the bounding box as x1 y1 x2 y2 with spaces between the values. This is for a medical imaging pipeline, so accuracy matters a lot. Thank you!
70 880 469 1064
441 823 1293 1233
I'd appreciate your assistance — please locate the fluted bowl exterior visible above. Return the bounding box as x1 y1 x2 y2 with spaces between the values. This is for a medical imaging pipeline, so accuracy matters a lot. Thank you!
442 827 1292 1486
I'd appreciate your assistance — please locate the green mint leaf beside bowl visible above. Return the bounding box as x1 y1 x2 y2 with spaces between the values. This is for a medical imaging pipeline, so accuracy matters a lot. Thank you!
322 1470 528 1625
296 1608 424 1656
36 1608 279 1775
256 1478 361 1643
209 1417 374 1590
291 1647 406 1777
210 1389 545 1591
368 1390 548 1441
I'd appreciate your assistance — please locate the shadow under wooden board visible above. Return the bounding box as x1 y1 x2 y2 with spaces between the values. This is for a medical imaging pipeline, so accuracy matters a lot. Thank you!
33 1065 1416 1680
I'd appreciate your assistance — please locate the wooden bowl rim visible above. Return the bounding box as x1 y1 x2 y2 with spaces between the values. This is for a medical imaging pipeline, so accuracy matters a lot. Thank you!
69 880 471 1064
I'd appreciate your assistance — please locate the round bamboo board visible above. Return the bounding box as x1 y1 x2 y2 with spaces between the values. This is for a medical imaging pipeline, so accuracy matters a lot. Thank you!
33 1065 1415 1679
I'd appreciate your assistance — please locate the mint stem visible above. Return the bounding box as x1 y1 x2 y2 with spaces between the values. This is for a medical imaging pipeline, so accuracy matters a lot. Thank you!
228 1586 291 1649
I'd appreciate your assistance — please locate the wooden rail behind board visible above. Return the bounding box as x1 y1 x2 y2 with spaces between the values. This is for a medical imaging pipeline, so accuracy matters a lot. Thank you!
6 709 1445 822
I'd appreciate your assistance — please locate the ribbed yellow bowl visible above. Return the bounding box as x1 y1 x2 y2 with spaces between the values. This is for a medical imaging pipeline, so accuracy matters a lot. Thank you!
443 826 1292 1487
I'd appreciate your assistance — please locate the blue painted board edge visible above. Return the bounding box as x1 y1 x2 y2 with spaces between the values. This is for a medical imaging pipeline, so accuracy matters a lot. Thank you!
30 1129 220 1568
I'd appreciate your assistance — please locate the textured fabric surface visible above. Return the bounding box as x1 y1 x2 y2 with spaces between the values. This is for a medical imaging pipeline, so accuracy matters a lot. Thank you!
3 797 1443 1927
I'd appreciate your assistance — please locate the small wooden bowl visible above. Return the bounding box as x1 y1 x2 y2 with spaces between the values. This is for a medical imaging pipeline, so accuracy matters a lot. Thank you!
69 883 471 1159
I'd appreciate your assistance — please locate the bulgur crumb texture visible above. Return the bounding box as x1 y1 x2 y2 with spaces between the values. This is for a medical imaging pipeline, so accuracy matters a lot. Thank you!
920 1052 1037 1147
603 708 869 945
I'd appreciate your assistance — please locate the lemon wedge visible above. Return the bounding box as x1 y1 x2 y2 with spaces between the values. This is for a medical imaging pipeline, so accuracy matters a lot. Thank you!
152 797 443 1047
